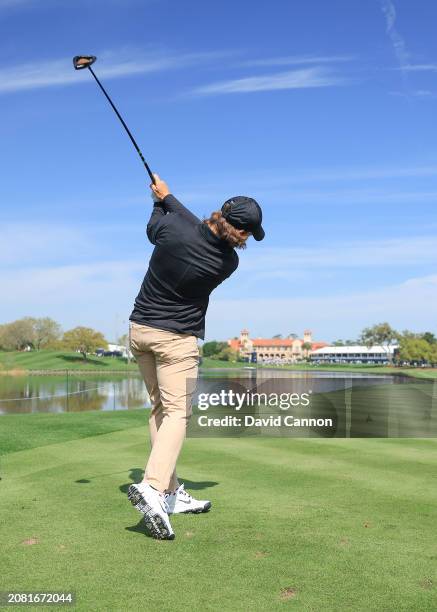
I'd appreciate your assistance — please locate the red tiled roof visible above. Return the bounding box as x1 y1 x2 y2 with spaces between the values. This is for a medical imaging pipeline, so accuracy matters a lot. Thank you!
311 342 329 350
252 338 299 347
228 335 329 352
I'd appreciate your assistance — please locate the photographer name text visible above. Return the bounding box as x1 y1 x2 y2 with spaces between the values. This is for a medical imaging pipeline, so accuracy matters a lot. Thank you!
197 415 333 428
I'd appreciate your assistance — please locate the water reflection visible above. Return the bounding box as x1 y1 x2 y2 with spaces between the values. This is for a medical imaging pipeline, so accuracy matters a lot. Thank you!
0 369 431 421
191 371 436 438
0 375 150 414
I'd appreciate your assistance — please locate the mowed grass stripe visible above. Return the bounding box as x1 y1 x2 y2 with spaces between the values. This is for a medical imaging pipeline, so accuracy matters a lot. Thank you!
1 415 436 610
183 437 437 503
0 409 149 455
0 349 137 371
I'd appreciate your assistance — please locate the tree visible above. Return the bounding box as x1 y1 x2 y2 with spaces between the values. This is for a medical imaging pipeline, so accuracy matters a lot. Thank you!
215 347 238 362
0 317 63 351
0 317 36 350
400 329 416 339
118 333 129 347
273 334 282 339
360 322 398 362
302 342 312 359
0 325 7 350
202 341 228 358
33 317 62 350
422 332 436 345
287 333 298 339
63 327 108 360
398 337 432 364
333 339 357 346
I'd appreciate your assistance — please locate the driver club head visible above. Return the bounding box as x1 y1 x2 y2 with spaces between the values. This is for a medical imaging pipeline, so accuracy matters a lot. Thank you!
73 55 97 70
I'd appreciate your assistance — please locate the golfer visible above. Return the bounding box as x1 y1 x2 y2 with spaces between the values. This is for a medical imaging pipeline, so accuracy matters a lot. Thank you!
128 174 264 539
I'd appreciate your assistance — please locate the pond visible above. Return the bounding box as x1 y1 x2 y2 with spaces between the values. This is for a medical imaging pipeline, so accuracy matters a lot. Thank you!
0 368 415 415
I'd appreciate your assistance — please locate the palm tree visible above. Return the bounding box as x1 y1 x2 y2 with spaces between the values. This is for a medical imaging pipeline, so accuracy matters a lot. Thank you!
302 342 312 360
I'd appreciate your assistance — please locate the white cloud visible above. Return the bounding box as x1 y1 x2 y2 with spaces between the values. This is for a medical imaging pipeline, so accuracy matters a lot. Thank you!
271 163 437 185
207 274 437 341
191 67 343 96
247 163 437 188
0 221 153 266
0 0 154 9
0 0 31 7
2 257 435 341
185 184 437 207
413 90 433 97
390 89 435 99
240 55 353 68
237 236 437 274
0 260 145 335
0 49 225 95
176 163 437 204
1 227 436 339
381 2 437 98
1 223 91 265
267 187 437 205
0 260 143 303
3 223 434 274
403 64 437 73
381 0 410 70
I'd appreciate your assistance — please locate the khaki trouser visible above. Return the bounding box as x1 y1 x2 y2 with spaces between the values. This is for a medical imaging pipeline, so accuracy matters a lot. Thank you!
130 322 199 492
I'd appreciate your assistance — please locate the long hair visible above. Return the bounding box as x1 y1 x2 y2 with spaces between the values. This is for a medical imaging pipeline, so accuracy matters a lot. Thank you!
203 211 247 249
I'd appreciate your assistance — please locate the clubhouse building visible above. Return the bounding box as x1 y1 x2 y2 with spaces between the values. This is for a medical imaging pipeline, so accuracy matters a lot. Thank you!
228 330 398 365
310 345 398 365
228 329 328 363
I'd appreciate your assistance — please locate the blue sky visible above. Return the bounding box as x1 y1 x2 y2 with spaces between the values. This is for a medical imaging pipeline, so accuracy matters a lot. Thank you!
1 0 437 343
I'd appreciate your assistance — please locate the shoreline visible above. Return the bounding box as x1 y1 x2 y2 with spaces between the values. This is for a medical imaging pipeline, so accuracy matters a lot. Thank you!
0 365 435 380
0 369 139 376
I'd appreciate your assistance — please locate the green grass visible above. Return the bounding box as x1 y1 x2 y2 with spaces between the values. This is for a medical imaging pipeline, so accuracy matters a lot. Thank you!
201 357 437 379
2 351 436 381
1 411 436 610
201 357 243 368
0 410 147 456
0 350 137 372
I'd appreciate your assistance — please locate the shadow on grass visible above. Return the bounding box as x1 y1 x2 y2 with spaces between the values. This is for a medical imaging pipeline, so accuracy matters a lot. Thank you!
58 355 110 367
119 468 219 495
125 519 151 537
177 478 219 491
74 468 219 493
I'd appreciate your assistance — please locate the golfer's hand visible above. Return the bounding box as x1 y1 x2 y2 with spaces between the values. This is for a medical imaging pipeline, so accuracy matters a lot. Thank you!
150 174 170 201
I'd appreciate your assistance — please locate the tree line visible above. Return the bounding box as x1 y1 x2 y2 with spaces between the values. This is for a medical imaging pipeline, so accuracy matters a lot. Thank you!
2 319 436 365
0 317 108 359
204 323 437 365
337 322 437 365
201 341 239 362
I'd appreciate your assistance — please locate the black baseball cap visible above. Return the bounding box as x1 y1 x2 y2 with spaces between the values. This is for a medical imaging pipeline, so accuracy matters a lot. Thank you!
221 196 265 241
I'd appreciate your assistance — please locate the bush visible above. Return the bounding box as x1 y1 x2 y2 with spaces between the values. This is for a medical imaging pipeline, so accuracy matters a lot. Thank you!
202 341 228 358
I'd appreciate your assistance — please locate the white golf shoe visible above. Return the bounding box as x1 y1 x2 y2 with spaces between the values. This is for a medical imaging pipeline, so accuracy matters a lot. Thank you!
165 484 212 515
128 482 175 540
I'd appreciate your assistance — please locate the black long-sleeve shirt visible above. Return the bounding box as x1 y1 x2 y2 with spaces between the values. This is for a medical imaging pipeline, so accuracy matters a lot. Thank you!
129 194 239 339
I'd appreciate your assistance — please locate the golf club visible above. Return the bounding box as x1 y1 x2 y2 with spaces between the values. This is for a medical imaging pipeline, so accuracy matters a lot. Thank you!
73 55 155 184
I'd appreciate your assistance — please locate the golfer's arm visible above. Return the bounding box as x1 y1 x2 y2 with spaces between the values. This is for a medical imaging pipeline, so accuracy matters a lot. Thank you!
146 203 166 244
162 194 200 224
